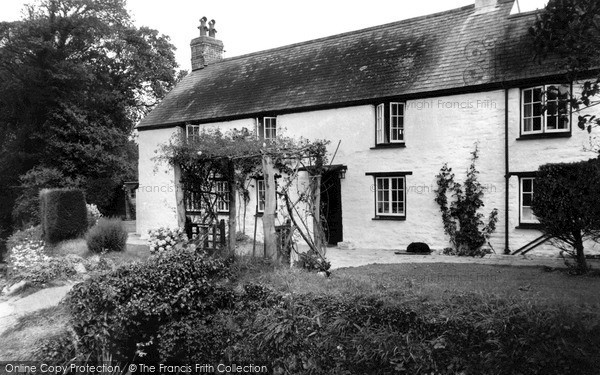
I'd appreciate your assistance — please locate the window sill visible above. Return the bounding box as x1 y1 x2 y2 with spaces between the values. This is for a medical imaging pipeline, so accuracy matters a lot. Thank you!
370 143 406 150
516 132 571 140
372 216 406 221
515 223 542 229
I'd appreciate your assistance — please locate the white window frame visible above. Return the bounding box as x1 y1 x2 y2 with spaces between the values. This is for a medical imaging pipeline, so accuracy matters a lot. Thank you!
256 117 277 141
389 102 404 143
521 84 570 135
519 177 538 224
375 176 405 217
186 124 200 141
375 102 405 145
184 190 201 212
256 179 265 213
215 181 229 213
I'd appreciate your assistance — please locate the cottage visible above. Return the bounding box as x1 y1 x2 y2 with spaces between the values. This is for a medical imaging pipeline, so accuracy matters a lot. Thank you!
136 0 600 255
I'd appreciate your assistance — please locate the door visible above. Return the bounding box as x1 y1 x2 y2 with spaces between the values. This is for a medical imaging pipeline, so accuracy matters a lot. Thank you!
320 169 343 245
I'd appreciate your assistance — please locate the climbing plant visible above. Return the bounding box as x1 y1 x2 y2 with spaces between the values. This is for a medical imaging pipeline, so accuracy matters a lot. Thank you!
434 145 499 257
157 126 330 263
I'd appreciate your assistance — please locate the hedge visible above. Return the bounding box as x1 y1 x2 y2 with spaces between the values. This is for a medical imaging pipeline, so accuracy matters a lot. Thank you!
40 188 87 243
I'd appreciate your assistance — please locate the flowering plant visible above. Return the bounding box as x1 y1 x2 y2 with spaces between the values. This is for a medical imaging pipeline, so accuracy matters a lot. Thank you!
148 227 188 253
8 239 50 271
86 203 103 228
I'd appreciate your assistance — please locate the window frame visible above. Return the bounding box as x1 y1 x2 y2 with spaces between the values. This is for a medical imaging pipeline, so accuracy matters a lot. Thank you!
215 180 230 213
186 124 201 142
256 116 277 141
374 102 406 148
520 84 571 137
256 178 265 214
365 171 412 220
519 176 539 225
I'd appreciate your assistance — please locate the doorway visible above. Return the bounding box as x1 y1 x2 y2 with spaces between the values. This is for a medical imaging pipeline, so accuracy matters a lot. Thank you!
320 166 345 246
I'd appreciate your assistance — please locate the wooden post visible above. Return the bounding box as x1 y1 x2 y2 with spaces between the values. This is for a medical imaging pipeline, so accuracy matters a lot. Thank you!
262 155 277 261
227 160 237 258
311 174 325 256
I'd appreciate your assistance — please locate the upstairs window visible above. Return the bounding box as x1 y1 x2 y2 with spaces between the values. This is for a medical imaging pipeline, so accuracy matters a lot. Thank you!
186 124 200 142
521 84 570 135
256 117 277 141
376 102 405 145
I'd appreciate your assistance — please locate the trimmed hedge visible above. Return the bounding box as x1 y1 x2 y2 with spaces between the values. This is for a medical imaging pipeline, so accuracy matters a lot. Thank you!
407 242 431 253
40 189 87 244
86 218 128 253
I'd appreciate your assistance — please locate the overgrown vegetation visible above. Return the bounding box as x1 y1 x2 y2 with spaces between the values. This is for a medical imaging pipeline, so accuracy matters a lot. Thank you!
29 256 600 374
434 146 499 256
532 158 600 273
85 218 128 254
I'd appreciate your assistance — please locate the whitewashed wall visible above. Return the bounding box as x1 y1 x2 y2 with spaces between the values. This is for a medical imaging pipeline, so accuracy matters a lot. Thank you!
137 84 600 253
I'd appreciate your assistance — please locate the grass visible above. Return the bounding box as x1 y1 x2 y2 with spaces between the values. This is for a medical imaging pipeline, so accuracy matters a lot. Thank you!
0 304 70 360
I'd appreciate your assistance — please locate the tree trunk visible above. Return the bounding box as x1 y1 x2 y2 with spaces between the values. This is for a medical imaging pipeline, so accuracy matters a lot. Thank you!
262 155 277 261
573 231 587 273
226 160 237 259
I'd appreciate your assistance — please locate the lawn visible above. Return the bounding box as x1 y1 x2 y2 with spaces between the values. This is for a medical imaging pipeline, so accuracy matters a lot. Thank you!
2 255 600 372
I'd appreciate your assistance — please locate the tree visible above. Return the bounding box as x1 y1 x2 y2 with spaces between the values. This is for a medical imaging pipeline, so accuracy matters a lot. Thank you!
529 0 600 136
531 158 600 273
0 0 181 253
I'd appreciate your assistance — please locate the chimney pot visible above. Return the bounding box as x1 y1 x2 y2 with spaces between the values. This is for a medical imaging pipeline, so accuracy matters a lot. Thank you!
199 17 208 37
190 17 224 70
208 19 217 38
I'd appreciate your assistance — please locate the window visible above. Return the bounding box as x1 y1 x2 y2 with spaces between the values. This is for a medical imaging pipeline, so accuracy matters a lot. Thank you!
521 84 569 135
375 102 405 145
184 189 202 212
256 179 265 213
256 117 277 141
520 177 538 224
186 124 200 142
366 172 412 220
215 181 229 213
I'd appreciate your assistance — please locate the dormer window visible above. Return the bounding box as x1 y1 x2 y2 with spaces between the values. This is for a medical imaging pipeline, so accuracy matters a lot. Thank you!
375 102 405 146
256 117 277 141
521 84 570 136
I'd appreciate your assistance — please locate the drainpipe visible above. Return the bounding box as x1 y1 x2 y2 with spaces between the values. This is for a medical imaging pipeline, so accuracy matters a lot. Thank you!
504 88 510 254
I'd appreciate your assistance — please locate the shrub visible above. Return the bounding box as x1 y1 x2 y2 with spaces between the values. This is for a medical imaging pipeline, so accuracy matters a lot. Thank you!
66 249 231 361
86 218 128 253
86 203 103 228
147 227 188 253
434 145 499 257
532 158 600 273
6 226 42 252
40 188 88 244
7 238 76 284
295 250 331 272
406 242 431 253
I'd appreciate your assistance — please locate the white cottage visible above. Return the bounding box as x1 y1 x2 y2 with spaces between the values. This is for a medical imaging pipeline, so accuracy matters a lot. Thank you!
136 0 599 255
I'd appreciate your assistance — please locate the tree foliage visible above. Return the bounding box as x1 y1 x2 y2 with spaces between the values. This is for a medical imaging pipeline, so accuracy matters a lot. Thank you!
529 0 600 135
0 0 181 247
434 146 499 256
532 158 600 273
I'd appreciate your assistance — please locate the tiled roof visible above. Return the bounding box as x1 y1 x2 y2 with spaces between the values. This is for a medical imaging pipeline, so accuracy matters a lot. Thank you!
138 0 564 129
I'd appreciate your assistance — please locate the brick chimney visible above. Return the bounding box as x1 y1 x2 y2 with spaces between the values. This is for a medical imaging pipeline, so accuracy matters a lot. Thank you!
190 17 224 70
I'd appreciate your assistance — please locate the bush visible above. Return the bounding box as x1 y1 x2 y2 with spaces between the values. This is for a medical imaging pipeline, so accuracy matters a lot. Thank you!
295 250 331 272
40 189 88 244
86 203 103 229
147 227 188 253
86 218 128 253
66 249 231 361
407 242 431 253
7 238 76 284
6 226 42 252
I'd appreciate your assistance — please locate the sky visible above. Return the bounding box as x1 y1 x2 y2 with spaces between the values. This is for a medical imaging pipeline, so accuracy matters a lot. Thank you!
1 0 548 71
